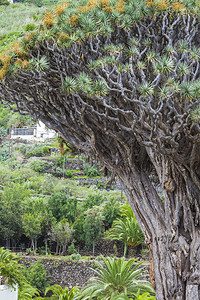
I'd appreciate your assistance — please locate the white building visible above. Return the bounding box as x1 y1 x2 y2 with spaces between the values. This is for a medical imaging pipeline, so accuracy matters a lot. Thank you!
10 121 58 141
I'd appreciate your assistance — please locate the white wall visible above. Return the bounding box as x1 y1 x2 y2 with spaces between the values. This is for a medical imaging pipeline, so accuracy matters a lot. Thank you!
0 284 18 300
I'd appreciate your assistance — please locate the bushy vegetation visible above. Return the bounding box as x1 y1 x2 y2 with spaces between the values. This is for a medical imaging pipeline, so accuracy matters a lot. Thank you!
0 139 130 256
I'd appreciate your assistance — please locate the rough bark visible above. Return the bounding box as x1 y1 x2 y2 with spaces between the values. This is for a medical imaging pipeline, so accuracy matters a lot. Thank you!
0 12 200 299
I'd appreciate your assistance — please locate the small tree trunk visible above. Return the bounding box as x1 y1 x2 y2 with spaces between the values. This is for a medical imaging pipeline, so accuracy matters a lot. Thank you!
56 243 58 255
44 239 48 255
123 242 127 257
6 239 10 249
92 241 95 256
31 239 34 253
34 239 37 254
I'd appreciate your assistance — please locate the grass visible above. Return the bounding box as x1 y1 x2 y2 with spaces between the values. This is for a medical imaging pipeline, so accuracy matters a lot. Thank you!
0 4 46 36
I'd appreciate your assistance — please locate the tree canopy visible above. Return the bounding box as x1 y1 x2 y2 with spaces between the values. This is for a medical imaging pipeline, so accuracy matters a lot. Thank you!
0 1 200 299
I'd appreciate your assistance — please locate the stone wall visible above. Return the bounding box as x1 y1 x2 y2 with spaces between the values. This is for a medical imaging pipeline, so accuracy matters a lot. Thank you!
19 256 150 289
20 257 98 289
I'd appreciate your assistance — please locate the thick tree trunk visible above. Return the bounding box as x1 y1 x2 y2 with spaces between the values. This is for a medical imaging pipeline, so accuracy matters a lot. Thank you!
118 155 200 300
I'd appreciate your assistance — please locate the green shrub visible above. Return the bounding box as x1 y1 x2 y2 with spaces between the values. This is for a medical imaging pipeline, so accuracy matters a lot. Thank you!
67 242 77 255
24 23 36 31
30 160 46 172
23 260 51 294
82 193 104 211
0 147 9 161
26 144 50 158
83 162 99 177
0 0 10 6
65 169 73 178
70 253 81 260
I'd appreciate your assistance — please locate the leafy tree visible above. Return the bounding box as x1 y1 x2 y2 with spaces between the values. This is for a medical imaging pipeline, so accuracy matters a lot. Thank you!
103 197 120 229
1 1 200 298
81 192 104 212
48 191 77 223
72 214 85 248
76 256 154 299
0 184 30 246
84 206 105 255
49 219 73 255
22 213 42 255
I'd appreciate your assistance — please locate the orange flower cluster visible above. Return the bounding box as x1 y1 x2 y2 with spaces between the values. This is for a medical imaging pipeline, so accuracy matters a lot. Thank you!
43 11 55 28
145 0 185 11
21 60 29 69
69 14 79 26
171 1 185 11
115 0 125 13
0 41 29 80
59 33 69 42
157 0 168 9
145 0 156 7
0 54 11 80
54 2 68 16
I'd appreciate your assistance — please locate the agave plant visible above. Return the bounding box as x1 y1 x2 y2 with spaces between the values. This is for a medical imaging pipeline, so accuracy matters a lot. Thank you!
75 256 154 300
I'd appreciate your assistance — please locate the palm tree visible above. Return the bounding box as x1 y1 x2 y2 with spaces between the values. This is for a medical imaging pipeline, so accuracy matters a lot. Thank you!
105 203 144 257
75 256 154 300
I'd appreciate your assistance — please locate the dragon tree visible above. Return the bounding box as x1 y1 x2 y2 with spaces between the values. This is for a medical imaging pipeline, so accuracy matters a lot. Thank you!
0 0 200 299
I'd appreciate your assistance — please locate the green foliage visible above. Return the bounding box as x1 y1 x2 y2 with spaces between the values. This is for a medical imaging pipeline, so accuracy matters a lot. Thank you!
103 197 120 229
70 253 81 260
30 160 47 172
48 191 77 223
67 242 77 255
23 260 50 294
106 203 144 257
18 283 40 300
0 104 32 130
65 169 74 178
25 144 51 158
135 291 156 300
24 23 36 31
36 284 80 300
49 219 74 254
82 192 104 211
22 213 42 240
84 208 105 253
72 214 85 247
0 184 30 241
83 162 99 177
0 145 9 161
0 0 10 6
76 256 155 299
0 3 45 36
0 247 25 287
